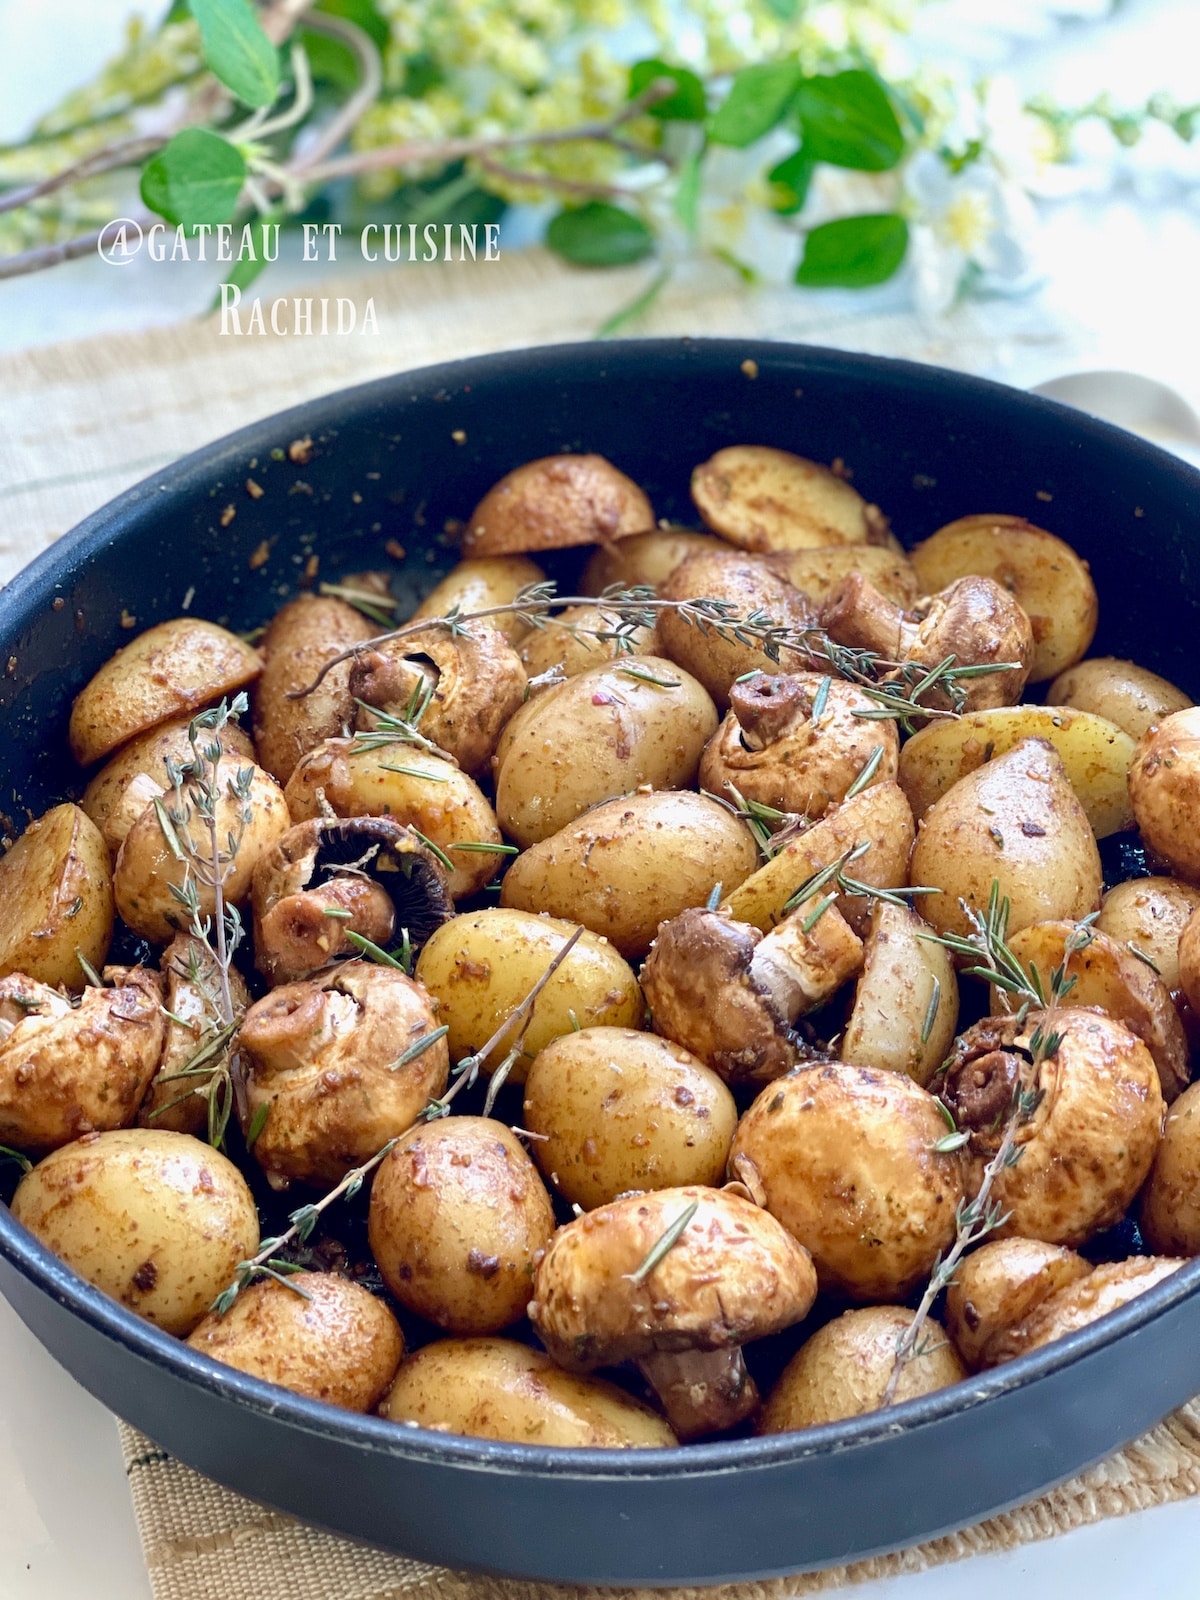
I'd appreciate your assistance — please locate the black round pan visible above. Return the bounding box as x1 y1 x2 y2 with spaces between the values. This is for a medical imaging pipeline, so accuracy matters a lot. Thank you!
2 339 1199 1586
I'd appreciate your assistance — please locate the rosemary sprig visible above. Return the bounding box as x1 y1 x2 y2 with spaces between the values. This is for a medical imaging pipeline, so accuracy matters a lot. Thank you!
343 928 412 973
0 1142 32 1174
624 1200 699 1286
318 581 398 629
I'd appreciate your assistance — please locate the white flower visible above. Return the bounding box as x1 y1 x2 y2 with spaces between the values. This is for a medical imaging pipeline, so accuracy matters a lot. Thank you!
905 147 1039 317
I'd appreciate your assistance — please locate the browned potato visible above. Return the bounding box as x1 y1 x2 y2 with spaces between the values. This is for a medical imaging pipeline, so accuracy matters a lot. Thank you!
494 658 718 848
0 970 164 1152
942 1239 1092 1370
517 606 658 681
909 740 1102 941
1098 877 1200 993
414 909 642 1082
992 1257 1184 1361
690 446 886 552
898 706 1137 840
656 549 817 707
1046 657 1191 743
187 1272 404 1411
1129 709 1200 883
464 454 654 556
285 738 504 901
723 780 915 935
239 961 449 1189
81 715 256 854
113 756 290 943
411 555 547 644
730 1062 965 1301
840 902 959 1086
522 1027 737 1209
0 803 113 987
379 1338 678 1447
759 1307 966 1432
11 1129 260 1336
252 595 375 783
581 528 731 595
942 1009 1164 1247
499 791 760 959
69 618 263 766
1141 1081 1200 1254
993 921 1189 1102
763 545 921 607
368 1118 555 1334
909 514 1097 682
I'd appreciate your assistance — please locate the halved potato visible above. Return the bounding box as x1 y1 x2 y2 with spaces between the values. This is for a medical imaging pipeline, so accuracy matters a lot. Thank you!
909 515 1097 681
0 804 113 987
69 619 263 766
722 781 914 934
897 705 1135 839
991 920 1190 1102
763 545 921 607
840 902 959 1086
691 446 886 552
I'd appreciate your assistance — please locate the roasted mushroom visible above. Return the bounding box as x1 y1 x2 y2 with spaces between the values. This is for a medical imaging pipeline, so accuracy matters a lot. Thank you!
137 934 251 1138
252 595 376 784
350 621 526 777
821 572 1033 712
640 901 863 1085
250 817 452 987
0 968 165 1154
940 1008 1164 1247
698 670 899 820
1130 709 1200 884
237 960 449 1189
529 1185 818 1440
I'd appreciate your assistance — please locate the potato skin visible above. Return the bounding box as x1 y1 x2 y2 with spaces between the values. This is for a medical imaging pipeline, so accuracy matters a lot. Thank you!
763 545 921 608
81 715 255 854
464 454 654 557
581 529 731 596
910 739 1102 941
285 738 503 900
1129 709 1200 883
943 1239 1092 1370
414 909 642 1083
252 595 375 783
114 757 290 943
0 803 113 988
517 606 658 681
1098 876 1200 994
368 1117 555 1334
522 1028 737 1209
991 1257 1184 1362
187 1272 404 1411
499 791 760 959
412 556 547 645
11 1128 260 1336
1140 1081 1200 1254
69 618 262 766
690 446 885 552
494 659 718 848
729 1063 965 1301
239 961 449 1189
759 1308 966 1432
840 902 958 1087
0 970 164 1153
1047 657 1191 744
379 1338 678 1447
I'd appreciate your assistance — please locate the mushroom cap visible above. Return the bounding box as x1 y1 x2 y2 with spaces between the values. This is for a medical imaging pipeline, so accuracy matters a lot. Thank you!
528 1184 817 1372
138 934 251 1137
904 575 1033 711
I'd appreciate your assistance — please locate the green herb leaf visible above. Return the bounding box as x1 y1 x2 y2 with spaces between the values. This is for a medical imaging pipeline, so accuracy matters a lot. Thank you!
189 0 281 109
316 0 389 49
547 202 654 267
793 71 905 171
767 145 816 214
629 59 706 121
140 128 246 230
933 1130 970 1153
0 1142 32 1175
796 212 909 288
708 61 804 148
208 243 271 313
624 1199 699 1285
246 1101 270 1148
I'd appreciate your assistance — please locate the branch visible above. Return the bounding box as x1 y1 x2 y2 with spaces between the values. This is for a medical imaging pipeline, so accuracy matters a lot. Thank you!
474 153 621 200
0 225 122 280
0 136 165 218
289 11 383 171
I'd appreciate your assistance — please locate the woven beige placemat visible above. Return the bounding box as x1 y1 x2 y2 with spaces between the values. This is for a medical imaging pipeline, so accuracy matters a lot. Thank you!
119 1403 1200 1600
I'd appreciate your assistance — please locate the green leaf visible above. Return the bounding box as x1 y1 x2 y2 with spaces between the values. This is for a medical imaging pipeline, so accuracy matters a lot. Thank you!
629 59 707 121
796 213 909 288
316 0 389 50
298 28 360 90
708 61 804 148
762 0 799 16
767 145 815 214
189 0 280 109
674 149 702 235
141 129 246 229
793 70 905 171
546 202 654 267
208 244 270 311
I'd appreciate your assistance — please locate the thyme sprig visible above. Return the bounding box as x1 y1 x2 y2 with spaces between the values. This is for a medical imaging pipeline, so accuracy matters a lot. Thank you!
881 887 1097 1407
290 581 1010 731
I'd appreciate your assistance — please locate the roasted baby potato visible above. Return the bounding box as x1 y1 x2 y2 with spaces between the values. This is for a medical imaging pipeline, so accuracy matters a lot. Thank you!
763 545 921 607
1140 1081 1200 1255
252 594 375 784
690 445 887 552
1097 876 1200 994
943 1239 1093 1371
411 555 547 644
0 803 113 988
464 454 654 556
840 902 959 1087
581 528 732 596
1129 709 1200 883
517 605 659 681
1046 656 1191 743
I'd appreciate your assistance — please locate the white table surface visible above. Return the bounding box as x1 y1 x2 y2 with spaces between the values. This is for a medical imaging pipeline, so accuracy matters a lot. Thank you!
5 3 1200 1596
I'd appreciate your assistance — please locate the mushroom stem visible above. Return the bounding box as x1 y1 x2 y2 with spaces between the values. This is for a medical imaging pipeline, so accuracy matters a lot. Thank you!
636 1347 759 1441
821 573 911 659
728 673 810 750
749 897 864 1023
